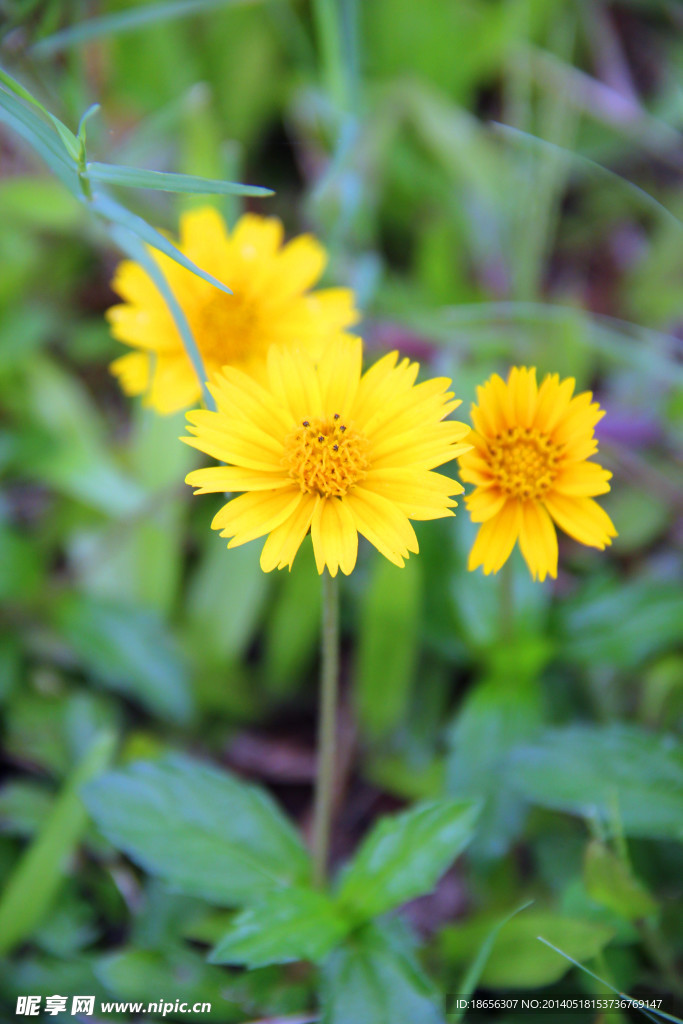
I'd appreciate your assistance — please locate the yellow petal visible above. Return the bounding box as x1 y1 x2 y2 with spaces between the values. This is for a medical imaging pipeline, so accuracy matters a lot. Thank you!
467 499 521 574
318 336 363 419
260 494 319 572
554 461 612 496
110 352 150 396
464 486 507 523
185 465 292 493
544 493 617 549
518 500 558 581
212 488 302 546
311 497 359 576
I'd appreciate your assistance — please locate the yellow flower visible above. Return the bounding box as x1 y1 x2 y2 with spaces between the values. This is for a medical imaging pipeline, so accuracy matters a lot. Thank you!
459 367 617 581
107 208 359 414
182 337 471 576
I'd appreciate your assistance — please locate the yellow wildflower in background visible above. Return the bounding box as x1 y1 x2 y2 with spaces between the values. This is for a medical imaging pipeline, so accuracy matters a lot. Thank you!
182 337 471 576
107 208 359 414
459 367 617 581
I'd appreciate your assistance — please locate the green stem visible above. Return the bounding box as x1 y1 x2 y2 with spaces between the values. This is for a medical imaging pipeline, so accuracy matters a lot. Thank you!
312 571 340 888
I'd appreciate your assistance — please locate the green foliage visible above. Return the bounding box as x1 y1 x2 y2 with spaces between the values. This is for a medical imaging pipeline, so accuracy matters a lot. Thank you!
322 921 443 1024
210 888 349 967
82 755 311 905
442 910 615 989
510 724 683 839
0 732 115 955
336 799 480 922
355 556 421 737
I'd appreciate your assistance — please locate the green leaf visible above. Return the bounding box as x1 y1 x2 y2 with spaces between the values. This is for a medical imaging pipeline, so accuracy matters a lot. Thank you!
450 901 535 1022
0 66 48 110
0 732 115 955
108 223 213 410
77 103 100 144
441 910 614 989
54 593 193 725
91 193 232 296
0 88 80 194
355 556 421 737
322 920 444 1024
336 798 479 921
186 535 269 666
560 578 682 671
446 675 542 858
87 161 272 197
95 948 234 1020
83 755 311 906
510 724 683 840
48 115 81 161
33 0 263 56
583 842 657 922
263 538 321 695
210 887 350 967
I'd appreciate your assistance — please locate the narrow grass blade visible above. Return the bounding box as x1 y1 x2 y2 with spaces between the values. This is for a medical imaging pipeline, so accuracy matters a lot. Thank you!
0 95 80 194
87 162 273 197
493 122 682 229
451 901 535 1022
109 224 214 410
0 64 82 161
91 192 232 296
0 731 116 956
32 0 262 56
536 937 683 1024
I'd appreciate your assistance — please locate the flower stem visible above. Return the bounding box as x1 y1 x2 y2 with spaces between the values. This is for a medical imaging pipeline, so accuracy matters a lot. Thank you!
312 570 340 888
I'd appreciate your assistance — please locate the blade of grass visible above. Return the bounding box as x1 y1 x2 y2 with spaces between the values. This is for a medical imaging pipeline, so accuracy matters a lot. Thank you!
91 192 232 296
493 122 683 228
451 901 535 1021
108 224 214 410
536 937 683 1024
32 0 263 56
0 98 80 194
87 162 273 197
0 63 82 160
0 731 116 956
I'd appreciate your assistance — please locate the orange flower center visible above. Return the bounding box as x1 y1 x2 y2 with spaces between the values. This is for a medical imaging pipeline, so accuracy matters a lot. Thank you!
195 293 260 370
283 415 369 497
487 426 561 500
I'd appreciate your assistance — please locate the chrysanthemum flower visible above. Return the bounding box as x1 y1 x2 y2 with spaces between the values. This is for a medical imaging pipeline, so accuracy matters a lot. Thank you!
182 337 471 576
459 367 617 581
107 208 359 414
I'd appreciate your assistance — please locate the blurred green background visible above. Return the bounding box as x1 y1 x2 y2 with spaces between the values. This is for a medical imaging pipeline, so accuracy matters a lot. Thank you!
0 0 682 1021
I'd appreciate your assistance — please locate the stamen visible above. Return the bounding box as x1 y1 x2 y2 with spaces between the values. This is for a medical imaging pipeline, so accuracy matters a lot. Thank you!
488 426 562 500
283 416 369 498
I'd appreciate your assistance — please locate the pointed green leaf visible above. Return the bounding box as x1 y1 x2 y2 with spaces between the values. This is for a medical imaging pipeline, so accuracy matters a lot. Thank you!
336 798 480 921
0 89 80 194
584 841 657 922
441 910 614 989
33 0 261 56
87 162 273 197
92 193 232 295
108 223 212 408
78 103 100 143
322 921 444 1024
83 755 311 906
210 887 350 967
0 732 115 955
510 725 683 840
48 115 81 161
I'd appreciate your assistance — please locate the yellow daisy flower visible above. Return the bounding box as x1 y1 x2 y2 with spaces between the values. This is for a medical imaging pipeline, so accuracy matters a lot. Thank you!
106 207 359 414
182 337 471 576
459 367 617 581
